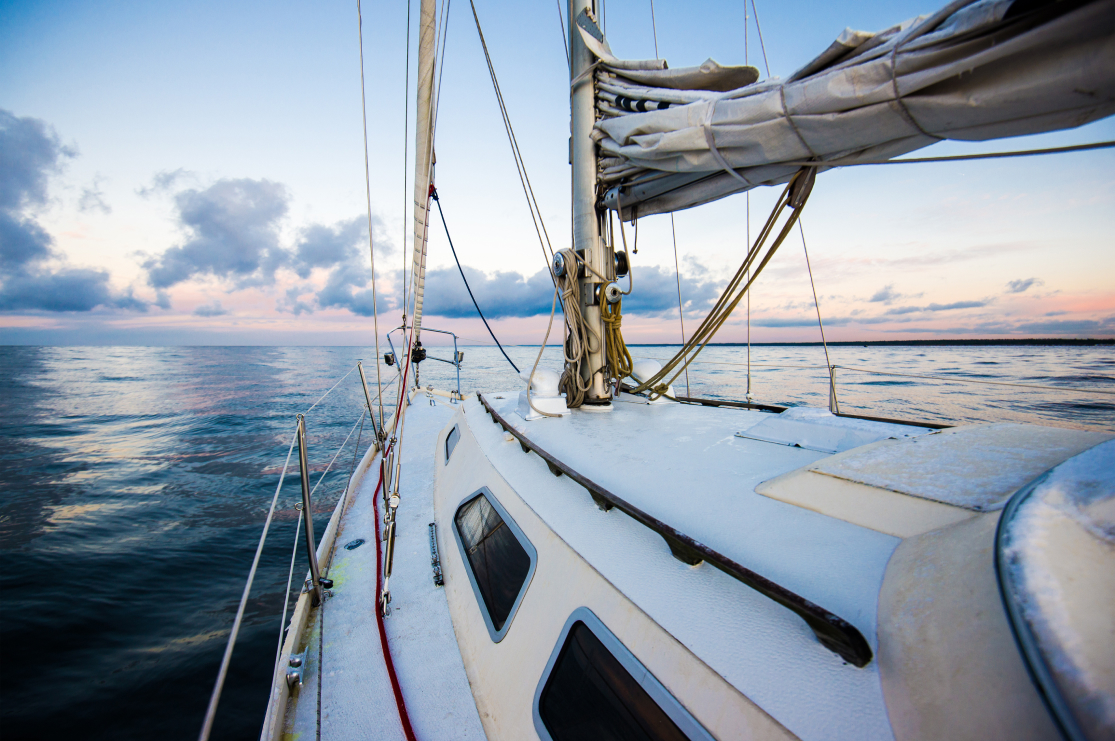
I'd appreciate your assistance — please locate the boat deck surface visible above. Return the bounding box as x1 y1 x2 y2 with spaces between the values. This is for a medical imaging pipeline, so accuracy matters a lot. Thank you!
283 392 485 740
471 392 907 741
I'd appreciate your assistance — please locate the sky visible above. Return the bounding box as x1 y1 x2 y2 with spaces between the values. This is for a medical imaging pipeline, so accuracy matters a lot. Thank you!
1 0 1113 346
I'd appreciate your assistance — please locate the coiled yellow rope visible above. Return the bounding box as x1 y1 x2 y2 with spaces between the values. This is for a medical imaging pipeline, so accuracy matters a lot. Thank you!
602 297 633 381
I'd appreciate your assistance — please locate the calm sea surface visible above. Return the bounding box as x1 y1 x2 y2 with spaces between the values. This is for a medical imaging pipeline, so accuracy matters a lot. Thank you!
1 344 1112 740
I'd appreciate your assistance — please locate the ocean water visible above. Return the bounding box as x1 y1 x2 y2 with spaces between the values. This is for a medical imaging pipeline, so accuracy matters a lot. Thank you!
1 344 1111 740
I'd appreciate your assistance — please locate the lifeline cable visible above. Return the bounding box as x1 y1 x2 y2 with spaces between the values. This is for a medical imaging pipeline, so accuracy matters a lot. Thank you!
431 190 520 372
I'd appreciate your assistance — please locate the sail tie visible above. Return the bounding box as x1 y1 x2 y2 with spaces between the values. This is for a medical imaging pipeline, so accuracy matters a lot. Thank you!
777 85 818 161
702 97 755 186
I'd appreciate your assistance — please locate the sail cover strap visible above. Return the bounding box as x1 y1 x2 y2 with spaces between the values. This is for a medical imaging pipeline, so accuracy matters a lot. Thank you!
591 0 1115 217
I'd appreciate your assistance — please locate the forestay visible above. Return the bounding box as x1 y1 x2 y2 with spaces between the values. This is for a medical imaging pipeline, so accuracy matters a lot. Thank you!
583 0 1115 217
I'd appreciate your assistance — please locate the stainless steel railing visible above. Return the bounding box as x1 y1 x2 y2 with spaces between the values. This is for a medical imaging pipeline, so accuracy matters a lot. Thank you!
198 360 402 741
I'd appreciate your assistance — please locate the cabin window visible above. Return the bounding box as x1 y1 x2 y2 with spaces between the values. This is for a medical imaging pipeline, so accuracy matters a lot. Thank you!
534 608 713 741
452 488 536 641
445 425 460 463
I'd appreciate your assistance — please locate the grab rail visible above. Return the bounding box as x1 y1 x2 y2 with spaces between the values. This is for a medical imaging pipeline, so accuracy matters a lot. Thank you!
477 393 873 668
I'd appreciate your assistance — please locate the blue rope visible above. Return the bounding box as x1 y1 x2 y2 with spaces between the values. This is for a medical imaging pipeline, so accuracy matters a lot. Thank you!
431 190 521 373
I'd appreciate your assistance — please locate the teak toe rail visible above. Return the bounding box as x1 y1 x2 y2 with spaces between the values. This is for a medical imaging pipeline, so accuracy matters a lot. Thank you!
478 393 873 668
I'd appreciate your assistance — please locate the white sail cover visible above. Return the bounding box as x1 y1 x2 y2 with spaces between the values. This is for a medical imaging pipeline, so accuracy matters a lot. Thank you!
588 0 1115 217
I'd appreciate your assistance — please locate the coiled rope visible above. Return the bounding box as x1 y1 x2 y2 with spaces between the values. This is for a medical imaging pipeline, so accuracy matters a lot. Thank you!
602 297 633 382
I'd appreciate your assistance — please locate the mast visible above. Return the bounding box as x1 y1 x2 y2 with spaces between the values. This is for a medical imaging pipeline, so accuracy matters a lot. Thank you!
569 0 610 404
409 0 438 344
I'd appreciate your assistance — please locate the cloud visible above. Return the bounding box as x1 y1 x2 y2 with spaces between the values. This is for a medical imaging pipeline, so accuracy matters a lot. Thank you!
0 109 143 313
315 262 395 317
623 264 723 315
410 261 724 320
420 266 556 318
0 267 114 311
292 217 380 278
278 285 315 316
1013 318 1115 335
886 299 989 315
870 285 899 303
0 109 73 267
193 300 228 317
78 177 111 214
143 178 290 288
136 169 194 198
1005 277 1043 294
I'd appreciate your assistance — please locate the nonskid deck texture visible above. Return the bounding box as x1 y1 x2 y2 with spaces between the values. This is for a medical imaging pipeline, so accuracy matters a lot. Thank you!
283 393 486 740
469 393 916 741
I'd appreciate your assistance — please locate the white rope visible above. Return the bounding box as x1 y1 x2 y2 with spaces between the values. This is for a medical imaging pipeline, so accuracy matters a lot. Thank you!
749 0 771 77
198 428 298 741
468 0 557 271
799 218 838 413
357 0 387 435
669 215 690 397
308 409 368 500
556 0 570 69
302 364 359 416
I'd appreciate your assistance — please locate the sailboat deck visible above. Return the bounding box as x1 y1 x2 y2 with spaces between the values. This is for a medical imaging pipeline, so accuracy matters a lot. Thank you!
282 393 486 740
468 392 909 740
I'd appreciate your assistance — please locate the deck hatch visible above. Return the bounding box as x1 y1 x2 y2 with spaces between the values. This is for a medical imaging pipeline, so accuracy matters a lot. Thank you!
534 608 714 741
445 424 460 463
452 487 536 641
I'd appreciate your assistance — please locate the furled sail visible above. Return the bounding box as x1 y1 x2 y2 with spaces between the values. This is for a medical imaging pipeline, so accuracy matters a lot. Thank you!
586 0 1115 218
409 0 439 340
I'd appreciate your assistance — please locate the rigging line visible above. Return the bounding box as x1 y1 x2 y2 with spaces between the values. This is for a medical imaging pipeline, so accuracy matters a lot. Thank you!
432 192 521 372
400 0 413 319
744 0 751 399
198 428 298 741
308 409 368 500
555 0 570 69
649 0 659 57
669 215 690 396
358 0 387 434
468 0 557 272
799 218 838 413
274 506 301 668
780 140 1115 168
302 363 360 416
749 0 771 77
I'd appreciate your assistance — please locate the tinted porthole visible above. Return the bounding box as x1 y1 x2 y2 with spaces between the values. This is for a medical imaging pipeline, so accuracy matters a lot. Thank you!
535 610 712 741
453 491 534 637
445 425 460 463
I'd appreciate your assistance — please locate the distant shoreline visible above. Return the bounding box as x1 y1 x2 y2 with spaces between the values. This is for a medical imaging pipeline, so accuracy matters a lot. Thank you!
626 338 1114 347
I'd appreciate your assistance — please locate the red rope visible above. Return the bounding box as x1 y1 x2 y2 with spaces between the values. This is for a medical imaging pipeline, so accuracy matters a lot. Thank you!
372 460 418 741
